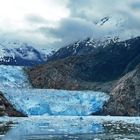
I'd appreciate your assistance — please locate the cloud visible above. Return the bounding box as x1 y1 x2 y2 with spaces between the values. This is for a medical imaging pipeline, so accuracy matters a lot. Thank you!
37 0 140 49
39 17 101 47
0 0 140 51
117 11 140 30
26 15 47 24
45 0 140 48
67 0 123 21
130 1 140 11
0 0 69 50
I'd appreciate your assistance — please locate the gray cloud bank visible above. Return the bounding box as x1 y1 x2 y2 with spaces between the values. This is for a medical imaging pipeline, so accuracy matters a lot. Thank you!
39 0 140 49
0 0 140 51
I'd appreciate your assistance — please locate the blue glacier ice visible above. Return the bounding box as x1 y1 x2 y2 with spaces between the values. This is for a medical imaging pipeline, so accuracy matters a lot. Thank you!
0 65 109 116
2 89 109 116
0 65 31 88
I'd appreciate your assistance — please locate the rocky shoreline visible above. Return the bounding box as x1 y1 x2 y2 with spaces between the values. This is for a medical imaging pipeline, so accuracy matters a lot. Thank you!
102 65 140 116
0 92 26 117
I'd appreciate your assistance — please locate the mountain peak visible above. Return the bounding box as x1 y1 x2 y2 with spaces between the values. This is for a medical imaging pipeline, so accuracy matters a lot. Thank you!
0 40 48 66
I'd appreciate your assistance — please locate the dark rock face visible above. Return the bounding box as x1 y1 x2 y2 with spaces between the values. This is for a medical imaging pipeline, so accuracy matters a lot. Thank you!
27 37 140 89
47 38 97 61
103 65 140 116
0 92 26 117
27 57 116 92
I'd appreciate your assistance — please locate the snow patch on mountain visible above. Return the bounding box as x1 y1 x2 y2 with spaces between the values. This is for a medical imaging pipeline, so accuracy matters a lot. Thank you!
0 40 49 66
96 14 139 41
47 36 120 61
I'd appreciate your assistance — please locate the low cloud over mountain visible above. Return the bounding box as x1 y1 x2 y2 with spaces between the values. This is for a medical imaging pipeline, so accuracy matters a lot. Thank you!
0 0 140 50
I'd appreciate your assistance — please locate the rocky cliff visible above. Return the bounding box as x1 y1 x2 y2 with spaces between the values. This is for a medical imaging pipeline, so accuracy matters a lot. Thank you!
0 92 26 116
103 64 140 116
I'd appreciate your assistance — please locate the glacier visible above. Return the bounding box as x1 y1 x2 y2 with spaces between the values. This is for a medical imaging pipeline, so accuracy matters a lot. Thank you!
0 65 31 88
0 64 140 139
2 89 109 116
0 65 109 116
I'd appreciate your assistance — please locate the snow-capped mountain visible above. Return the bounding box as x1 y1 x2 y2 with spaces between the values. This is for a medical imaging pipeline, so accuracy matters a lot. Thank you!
0 41 48 66
97 14 139 41
97 15 124 27
46 14 133 62
47 36 120 62
48 14 138 62
96 16 110 26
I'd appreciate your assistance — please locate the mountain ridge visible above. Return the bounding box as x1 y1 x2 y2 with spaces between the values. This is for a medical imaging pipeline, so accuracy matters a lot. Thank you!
0 41 48 66
27 36 140 87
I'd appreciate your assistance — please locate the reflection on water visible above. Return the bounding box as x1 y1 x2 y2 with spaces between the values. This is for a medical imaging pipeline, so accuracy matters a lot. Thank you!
0 116 140 140
0 121 14 135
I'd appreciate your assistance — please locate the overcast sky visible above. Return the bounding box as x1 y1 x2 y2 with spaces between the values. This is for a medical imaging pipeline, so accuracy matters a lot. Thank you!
0 0 140 50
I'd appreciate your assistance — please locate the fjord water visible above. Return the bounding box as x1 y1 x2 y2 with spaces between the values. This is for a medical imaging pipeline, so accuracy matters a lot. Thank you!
0 65 140 139
0 116 140 140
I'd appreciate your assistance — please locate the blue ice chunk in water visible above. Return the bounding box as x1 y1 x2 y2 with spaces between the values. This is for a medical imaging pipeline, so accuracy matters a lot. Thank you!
3 117 104 140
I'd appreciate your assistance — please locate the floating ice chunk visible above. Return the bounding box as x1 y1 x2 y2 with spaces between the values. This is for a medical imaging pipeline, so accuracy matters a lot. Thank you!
2 116 140 140
3 116 104 140
2 89 109 116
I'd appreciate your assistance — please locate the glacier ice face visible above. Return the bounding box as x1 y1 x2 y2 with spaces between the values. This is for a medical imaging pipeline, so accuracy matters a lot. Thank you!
2 89 109 116
0 65 31 88
0 65 109 116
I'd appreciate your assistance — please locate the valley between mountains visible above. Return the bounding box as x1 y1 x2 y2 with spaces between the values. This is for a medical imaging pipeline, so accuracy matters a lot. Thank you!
0 36 140 116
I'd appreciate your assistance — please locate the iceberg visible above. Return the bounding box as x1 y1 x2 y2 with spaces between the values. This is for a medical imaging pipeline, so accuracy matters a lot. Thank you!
2 89 109 116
